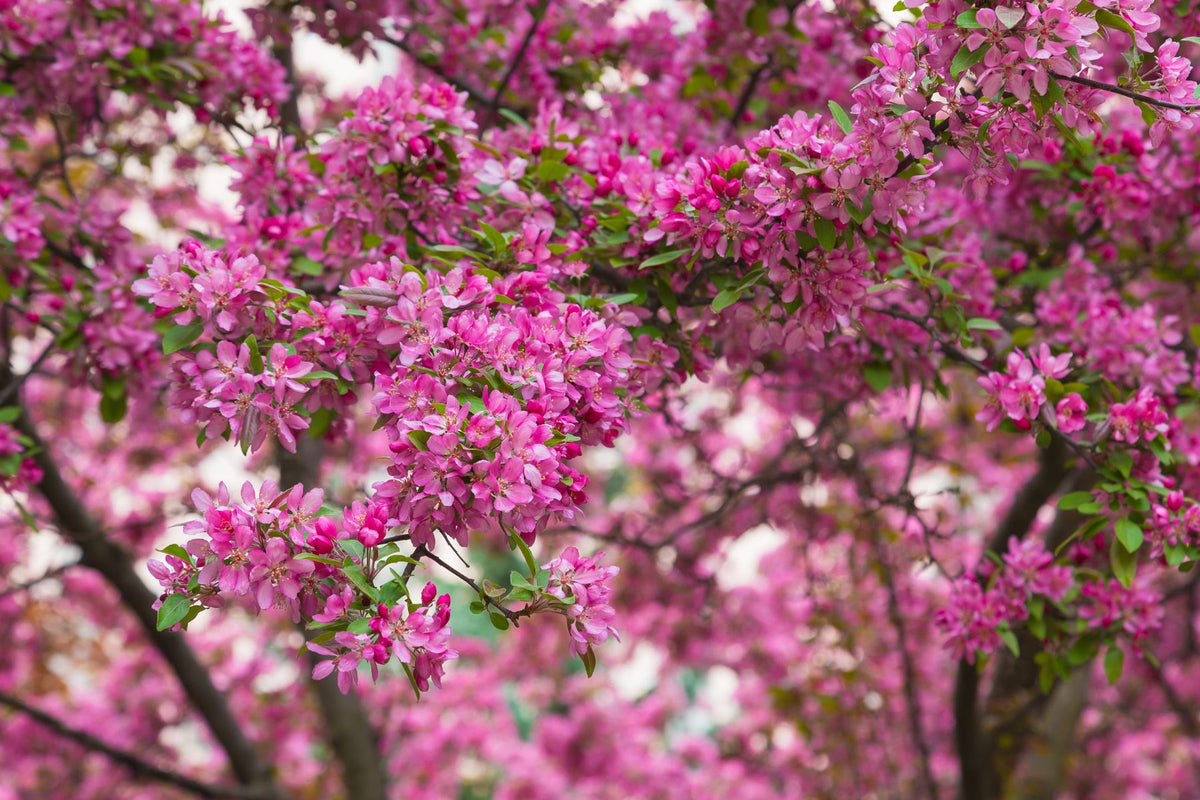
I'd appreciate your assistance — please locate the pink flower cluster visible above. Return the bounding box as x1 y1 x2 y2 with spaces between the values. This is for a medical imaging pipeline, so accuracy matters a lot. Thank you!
133 241 268 335
976 345 1086 433
1147 491 1200 555
936 537 1071 662
149 481 458 693
150 481 327 620
311 581 457 694
1078 579 1164 643
541 546 621 656
1107 387 1170 444
355 259 632 547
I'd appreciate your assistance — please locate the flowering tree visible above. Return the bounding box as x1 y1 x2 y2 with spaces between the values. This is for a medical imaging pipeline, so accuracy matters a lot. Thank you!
2 0 1200 797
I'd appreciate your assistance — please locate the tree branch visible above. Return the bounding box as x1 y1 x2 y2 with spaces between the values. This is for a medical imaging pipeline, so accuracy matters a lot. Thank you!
4 381 282 798
0 690 270 800
480 0 548 132
1051 71 1200 113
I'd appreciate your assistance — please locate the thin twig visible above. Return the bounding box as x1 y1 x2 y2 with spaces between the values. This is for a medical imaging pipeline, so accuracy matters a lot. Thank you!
1051 71 1200 113
481 0 549 132
0 691 269 800
0 560 76 600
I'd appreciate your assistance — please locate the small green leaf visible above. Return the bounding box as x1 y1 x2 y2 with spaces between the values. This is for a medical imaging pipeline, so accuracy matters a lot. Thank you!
607 292 640 306
1110 535 1137 588
293 256 324 276
998 628 1020 657
966 317 1003 331
509 529 540 578
581 644 597 677
863 362 891 392
156 594 191 631
1104 646 1124 684
955 9 983 27
100 392 127 424
162 320 204 355
1115 518 1143 553
0 407 19 423
1066 634 1100 666
813 218 837 251
827 101 854 135
951 43 989 78
158 544 191 561
497 108 531 128
1058 491 1095 510
1109 451 1133 478
536 160 569 182
639 248 692 269
711 288 742 313
489 611 510 630
1094 7 1136 36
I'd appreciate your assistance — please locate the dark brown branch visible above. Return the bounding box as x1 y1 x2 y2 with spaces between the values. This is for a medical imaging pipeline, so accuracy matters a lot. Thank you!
1051 71 1200 113
871 535 940 800
956 439 1073 800
481 0 549 132
271 40 304 138
4 382 281 798
0 690 269 800
727 56 774 135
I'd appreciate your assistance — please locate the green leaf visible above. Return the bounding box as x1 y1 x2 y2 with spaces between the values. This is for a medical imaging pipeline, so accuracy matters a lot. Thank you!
1115 518 1143 553
293 256 324 276
711 288 742 313
362 232 383 250
536 160 569 182
581 644 597 677
955 9 982 27
827 100 854 135
99 392 127 424
293 552 345 566
343 565 379 601
813 218 837 251
509 530 540 578
639 248 692 269
607 292 640 306
477 223 507 253
1104 646 1124 684
1110 535 1137 588
497 108 531 128
1094 7 1136 36
489 611 510 630
1109 451 1133 478
158 544 191 561
1066 633 1100 665
0 407 18 424
1058 491 1096 510
863 362 891 393
951 43 988 78
162 320 204 355
998 628 1020 657
966 317 1003 331
156 594 191 631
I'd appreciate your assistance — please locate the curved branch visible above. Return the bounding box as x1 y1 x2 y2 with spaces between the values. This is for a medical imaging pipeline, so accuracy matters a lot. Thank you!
1051 71 1200 113
6 385 281 798
0 690 269 800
